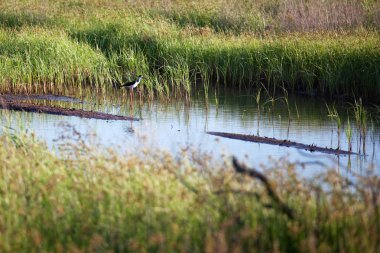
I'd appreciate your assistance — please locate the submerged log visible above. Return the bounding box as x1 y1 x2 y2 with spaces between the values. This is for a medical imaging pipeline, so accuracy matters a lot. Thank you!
207 131 357 156
0 98 139 121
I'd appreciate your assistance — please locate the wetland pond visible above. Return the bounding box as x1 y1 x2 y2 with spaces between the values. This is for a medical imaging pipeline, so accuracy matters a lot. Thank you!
1 87 379 176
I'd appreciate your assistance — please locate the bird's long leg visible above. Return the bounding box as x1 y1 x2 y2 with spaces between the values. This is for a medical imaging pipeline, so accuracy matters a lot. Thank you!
128 89 134 116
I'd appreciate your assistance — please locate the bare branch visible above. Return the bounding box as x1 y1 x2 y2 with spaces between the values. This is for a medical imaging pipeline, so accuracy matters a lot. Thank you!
232 156 295 220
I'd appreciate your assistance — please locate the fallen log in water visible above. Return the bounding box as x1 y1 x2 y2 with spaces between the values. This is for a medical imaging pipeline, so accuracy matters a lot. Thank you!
207 131 358 156
0 99 139 121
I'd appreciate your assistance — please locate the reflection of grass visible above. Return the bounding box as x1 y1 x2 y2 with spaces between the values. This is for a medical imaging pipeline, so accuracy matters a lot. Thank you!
327 104 342 149
353 99 368 138
255 87 262 135
352 98 369 153
0 1 379 101
1 131 380 252
345 117 353 151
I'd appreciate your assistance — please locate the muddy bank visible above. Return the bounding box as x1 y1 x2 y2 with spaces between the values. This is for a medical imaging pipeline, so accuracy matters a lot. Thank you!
0 96 138 121
207 131 357 156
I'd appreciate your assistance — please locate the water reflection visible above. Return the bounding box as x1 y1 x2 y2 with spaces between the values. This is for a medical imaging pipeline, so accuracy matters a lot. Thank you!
1 86 379 175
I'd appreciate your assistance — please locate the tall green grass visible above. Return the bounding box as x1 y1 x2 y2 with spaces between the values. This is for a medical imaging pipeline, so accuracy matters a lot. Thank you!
69 21 380 101
0 131 379 252
0 11 56 29
0 29 110 93
0 1 379 101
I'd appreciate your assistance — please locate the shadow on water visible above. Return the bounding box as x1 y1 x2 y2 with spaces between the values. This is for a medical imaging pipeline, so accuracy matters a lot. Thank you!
1 84 379 176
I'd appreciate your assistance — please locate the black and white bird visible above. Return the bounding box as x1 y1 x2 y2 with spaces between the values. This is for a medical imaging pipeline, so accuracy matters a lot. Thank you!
121 75 143 90
121 75 143 102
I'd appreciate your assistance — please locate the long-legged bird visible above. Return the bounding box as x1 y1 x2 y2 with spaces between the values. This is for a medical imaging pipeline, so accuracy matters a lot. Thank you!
121 75 143 102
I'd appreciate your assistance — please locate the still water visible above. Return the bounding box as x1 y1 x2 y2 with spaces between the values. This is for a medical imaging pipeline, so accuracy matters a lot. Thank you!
1 87 379 175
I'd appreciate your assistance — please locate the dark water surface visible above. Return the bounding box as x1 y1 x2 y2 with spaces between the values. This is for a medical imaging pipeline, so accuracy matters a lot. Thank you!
1 87 379 176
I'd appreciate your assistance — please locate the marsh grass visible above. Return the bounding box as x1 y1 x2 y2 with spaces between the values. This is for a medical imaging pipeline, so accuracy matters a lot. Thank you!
281 86 292 137
278 0 370 32
327 104 342 149
0 29 110 93
0 11 56 29
352 98 369 154
0 1 379 101
0 130 380 252
346 117 353 151
66 0 379 33
155 7 266 35
255 87 262 135
63 22 380 101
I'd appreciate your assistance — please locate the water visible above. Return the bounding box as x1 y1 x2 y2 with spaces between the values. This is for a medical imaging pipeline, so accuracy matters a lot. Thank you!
1 87 379 175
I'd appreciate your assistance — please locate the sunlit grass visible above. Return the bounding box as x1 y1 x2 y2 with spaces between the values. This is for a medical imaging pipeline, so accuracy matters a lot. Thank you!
0 28 110 93
0 130 379 252
0 2 379 251
0 1 379 101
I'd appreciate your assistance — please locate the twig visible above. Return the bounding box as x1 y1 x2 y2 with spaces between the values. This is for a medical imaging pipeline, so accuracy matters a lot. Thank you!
232 156 295 220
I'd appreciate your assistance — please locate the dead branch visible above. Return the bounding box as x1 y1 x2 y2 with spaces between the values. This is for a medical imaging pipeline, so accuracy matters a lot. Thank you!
232 156 295 220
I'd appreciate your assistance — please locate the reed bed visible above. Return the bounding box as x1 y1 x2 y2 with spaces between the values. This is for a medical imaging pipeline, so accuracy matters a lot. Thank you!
0 1 379 101
0 28 110 93
0 130 379 252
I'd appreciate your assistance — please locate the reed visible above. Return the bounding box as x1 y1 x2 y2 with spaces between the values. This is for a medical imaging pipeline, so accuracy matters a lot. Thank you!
0 28 110 93
0 131 380 252
345 117 353 151
326 104 342 149
353 99 368 136
0 1 379 101
282 86 291 137
255 87 262 135
375 105 380 123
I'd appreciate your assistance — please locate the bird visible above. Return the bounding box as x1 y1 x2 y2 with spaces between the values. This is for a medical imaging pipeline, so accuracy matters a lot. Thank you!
121 75 143 90
120 75 143 103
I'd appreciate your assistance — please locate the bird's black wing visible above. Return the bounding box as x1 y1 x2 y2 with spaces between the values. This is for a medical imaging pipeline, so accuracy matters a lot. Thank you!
121 80 135 88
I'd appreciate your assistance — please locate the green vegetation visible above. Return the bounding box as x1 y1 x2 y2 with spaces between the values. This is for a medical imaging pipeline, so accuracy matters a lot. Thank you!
327 104 342 148
1 2 379 251
345 117 353 151
0 130 379 252
0 29 110 93
0 0 379 101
